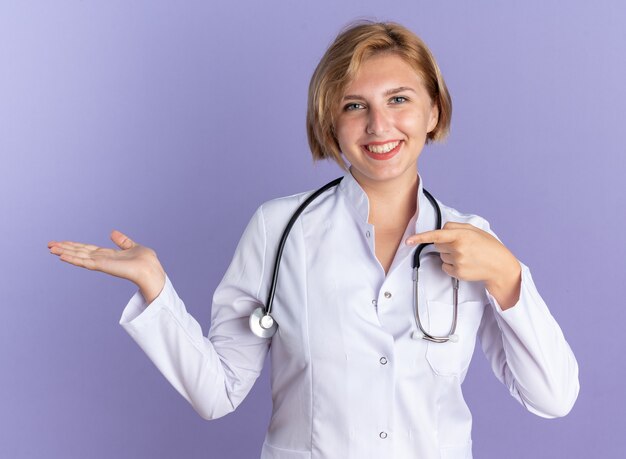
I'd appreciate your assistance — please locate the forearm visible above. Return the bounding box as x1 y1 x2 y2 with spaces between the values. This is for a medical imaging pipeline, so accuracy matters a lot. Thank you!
120 274 270 420
482 263 579 418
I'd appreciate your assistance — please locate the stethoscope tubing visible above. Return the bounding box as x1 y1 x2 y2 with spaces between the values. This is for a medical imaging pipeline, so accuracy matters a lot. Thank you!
411 188 460 343
251 176 459 343
250 177 343 338
265 177 343 317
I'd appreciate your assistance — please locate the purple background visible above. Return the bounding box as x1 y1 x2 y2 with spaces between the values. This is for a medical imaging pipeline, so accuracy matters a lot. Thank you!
2 1 624 457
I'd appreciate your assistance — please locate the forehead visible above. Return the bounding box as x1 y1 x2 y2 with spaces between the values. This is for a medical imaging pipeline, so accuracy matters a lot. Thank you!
343 53 424 95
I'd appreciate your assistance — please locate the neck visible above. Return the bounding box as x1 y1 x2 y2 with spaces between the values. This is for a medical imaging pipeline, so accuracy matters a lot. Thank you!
350 167 419 229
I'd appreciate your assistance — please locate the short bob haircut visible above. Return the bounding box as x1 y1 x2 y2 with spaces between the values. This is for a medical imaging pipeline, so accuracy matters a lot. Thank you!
306 21 452 170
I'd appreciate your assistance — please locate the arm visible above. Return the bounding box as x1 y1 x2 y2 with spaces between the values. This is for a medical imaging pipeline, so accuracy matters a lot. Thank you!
478 262 579 418
119 206 271 420
407 218 579 417
477 222 579 418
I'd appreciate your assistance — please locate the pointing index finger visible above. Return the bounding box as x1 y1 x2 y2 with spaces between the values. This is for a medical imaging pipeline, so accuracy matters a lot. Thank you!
405 229 458 246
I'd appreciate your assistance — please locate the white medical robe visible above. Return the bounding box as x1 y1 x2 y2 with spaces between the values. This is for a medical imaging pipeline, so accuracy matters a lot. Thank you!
120 170 579 459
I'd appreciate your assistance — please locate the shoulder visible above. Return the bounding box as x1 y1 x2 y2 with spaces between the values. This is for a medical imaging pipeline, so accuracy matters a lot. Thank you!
254 190 312 231
233 190 317 258
258 190 311 217
247 188 324 243
255 181 341 229
437 199 492 233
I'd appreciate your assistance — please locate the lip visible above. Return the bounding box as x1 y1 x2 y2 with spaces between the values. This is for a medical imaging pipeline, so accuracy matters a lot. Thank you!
361 140 403 161
364 139 402 146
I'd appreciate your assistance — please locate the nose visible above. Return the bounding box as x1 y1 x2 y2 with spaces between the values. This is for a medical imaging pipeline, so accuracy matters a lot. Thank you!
366 106 391 136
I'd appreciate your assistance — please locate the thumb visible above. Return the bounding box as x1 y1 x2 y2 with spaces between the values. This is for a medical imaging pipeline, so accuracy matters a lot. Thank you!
110 230 136 250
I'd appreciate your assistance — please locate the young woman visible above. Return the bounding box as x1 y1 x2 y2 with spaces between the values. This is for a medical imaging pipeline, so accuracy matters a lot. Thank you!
48 21 578 459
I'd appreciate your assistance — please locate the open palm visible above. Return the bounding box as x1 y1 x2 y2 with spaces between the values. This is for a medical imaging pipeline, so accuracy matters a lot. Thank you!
48 230 158 285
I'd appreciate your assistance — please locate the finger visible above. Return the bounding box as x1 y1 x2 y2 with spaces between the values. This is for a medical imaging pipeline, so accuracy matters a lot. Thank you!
50 246 88 259
440 252 455 265
49 241 100 252
444 221 482 232
58 253 98 270
49 244 96 258
49 244 72 256
442 222 472 229
406 229 459 246
48 240 80 249
433 240 457 254
110 230 136 250
441 262 455 277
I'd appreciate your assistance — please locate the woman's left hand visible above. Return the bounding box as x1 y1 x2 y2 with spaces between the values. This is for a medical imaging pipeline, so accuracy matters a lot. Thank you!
405 222 522 310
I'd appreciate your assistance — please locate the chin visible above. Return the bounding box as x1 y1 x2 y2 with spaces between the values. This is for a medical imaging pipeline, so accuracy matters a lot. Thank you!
353 165 415 185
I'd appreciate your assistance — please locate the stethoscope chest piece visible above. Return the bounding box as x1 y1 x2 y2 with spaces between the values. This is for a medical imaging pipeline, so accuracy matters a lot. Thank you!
411 330 459 343
249 307 278 338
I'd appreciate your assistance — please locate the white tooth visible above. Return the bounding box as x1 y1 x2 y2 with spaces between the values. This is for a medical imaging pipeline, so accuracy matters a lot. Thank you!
367 141 399 154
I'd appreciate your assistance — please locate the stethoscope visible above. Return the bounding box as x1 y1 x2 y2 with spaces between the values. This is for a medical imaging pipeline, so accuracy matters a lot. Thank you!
249 176 460 343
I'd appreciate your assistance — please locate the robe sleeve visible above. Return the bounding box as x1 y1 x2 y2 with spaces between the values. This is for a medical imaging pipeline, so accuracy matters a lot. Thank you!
119 206 271 420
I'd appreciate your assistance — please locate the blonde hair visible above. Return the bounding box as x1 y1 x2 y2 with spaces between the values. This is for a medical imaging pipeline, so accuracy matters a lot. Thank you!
306 20 452 170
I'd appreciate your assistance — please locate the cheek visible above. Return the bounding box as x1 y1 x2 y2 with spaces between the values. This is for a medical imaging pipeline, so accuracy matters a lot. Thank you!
395 114 421 137
402 111 431 136
334 120 361 151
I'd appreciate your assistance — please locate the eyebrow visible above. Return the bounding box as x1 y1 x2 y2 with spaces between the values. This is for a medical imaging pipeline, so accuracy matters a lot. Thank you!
342 86 417 101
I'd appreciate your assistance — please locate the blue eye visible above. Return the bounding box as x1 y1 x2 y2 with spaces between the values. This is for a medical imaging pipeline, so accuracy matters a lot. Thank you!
390 96 408 104
344 103 365 111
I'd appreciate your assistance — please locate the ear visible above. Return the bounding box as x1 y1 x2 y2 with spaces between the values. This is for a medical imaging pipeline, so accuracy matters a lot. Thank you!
427 101 439 134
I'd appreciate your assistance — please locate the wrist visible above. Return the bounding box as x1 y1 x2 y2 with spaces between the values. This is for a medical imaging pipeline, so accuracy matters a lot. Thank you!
137 260 166 305
485 258 522 311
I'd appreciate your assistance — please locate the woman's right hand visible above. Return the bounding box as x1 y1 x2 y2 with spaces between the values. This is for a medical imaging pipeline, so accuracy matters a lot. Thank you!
48 230 166 303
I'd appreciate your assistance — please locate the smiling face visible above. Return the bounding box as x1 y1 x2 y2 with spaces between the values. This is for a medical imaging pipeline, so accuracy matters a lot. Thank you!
333 52 439 189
